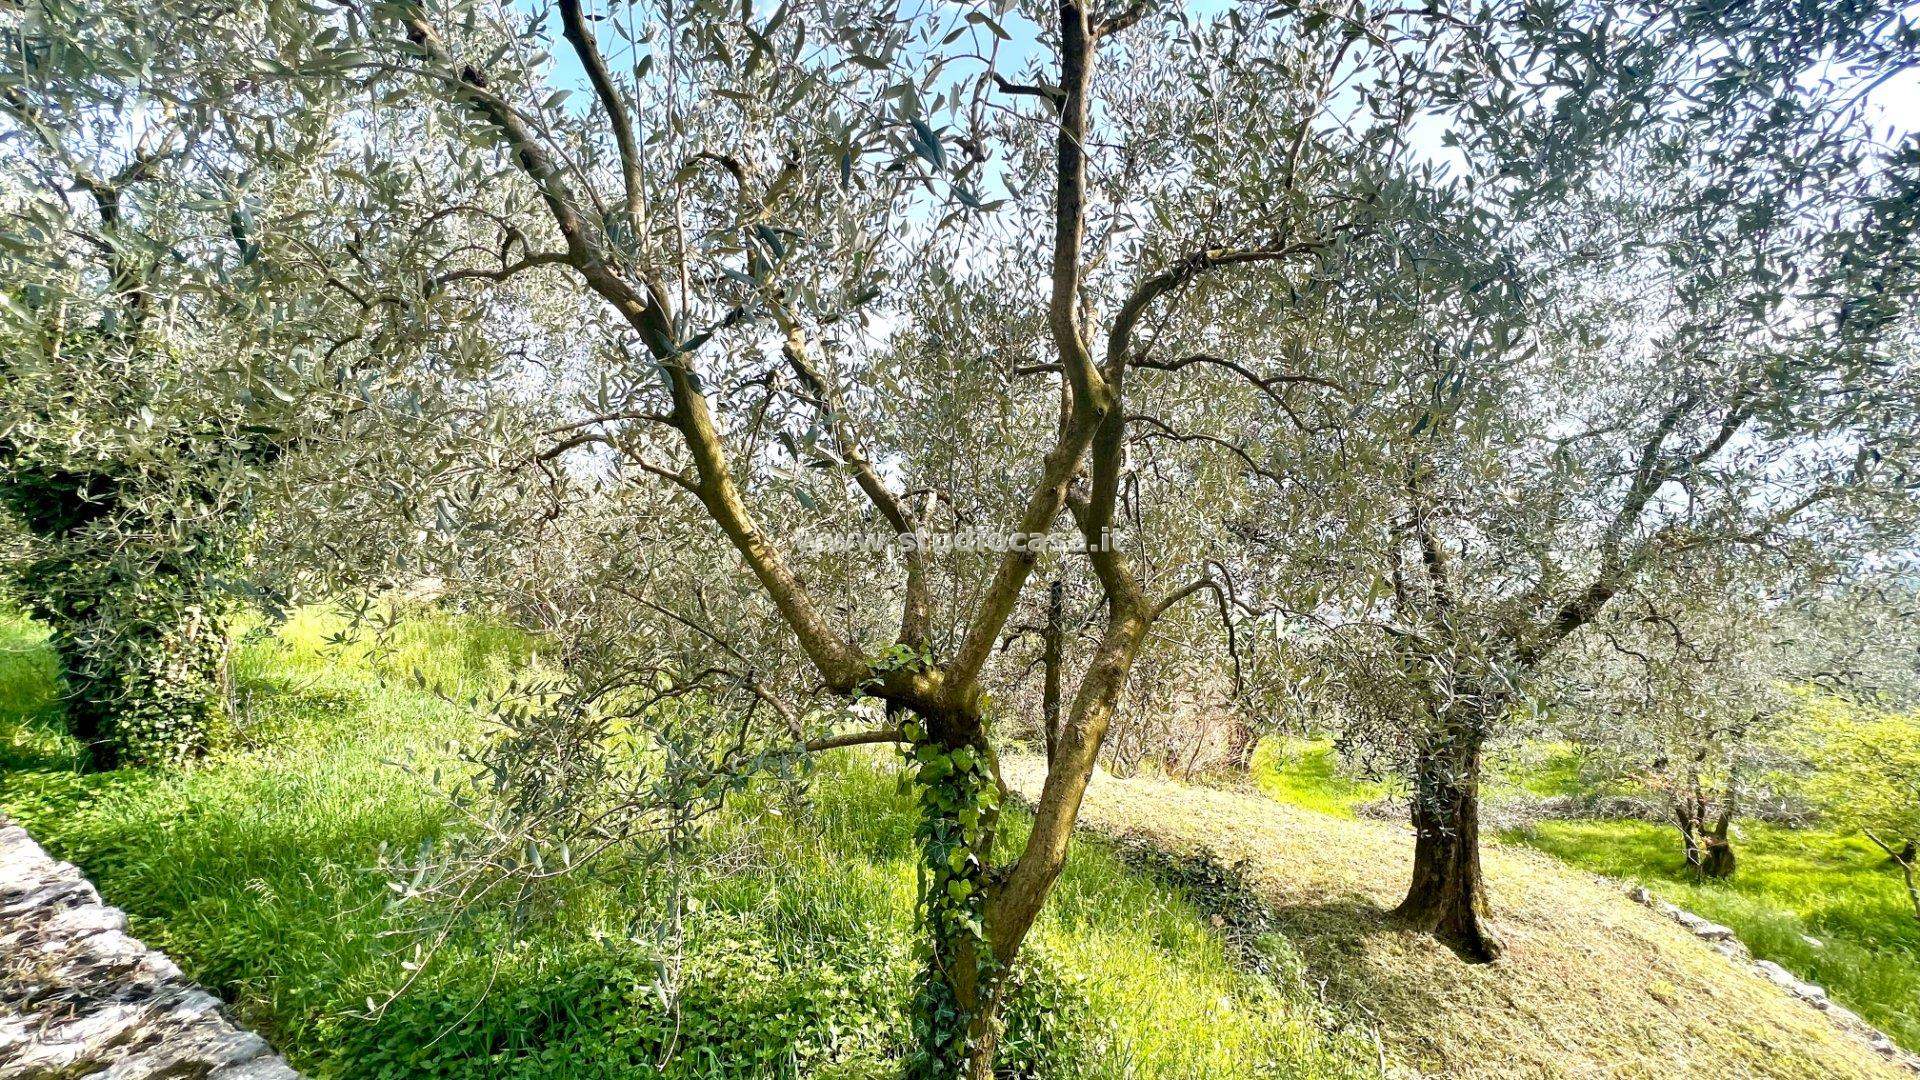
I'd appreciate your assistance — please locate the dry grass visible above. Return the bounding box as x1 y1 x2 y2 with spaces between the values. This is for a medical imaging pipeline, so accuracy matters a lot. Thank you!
1003 758 1909 1080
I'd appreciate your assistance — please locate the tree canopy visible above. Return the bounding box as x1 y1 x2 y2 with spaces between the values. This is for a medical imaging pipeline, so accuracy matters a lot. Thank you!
2 0 1917 1073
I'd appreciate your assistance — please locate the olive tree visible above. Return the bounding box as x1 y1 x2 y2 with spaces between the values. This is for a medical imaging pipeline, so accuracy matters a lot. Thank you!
237 0 1526 1070
1808 696 1920 921
1210 4 1920 957
225 0 1915 1063
1553 578 1808 878
0 0 359 765
1788 579 1920 919
1555 572 1920 891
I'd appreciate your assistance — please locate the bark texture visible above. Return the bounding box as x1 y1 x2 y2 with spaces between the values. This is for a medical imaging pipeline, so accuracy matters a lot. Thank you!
1040 579 1065 764
1394 738 1504 963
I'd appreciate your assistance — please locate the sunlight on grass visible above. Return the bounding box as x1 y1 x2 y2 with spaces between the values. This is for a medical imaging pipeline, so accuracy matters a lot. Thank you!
0 611 83 773
0 608 1375 1079
1249 737 1386 819
1246 727 1920 1056
1514 817 1920 1051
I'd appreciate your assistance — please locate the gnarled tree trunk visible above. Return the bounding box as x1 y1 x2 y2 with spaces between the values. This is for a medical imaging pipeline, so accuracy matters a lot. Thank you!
1223 713 1258 772
1700 809 1736 879
1394 733 1504 962
1672 760 1737 879
1674 800 1703 870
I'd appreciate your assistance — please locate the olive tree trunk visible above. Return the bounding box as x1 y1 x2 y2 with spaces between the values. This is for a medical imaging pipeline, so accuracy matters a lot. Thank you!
1394 733 1504 962
920 598 1155 1079
1040 579 1065 765
1671 762 1737 879
904 708 1009 1079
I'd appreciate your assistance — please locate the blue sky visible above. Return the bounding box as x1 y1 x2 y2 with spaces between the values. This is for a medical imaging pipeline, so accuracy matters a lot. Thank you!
534 0 1918 150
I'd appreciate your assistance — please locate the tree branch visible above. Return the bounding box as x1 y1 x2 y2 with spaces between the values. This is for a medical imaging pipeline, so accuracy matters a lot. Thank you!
947 1 1111 684
990 74 1063 105
436 251 572 286
556 0 649 244
1130 351 1352 398
776 315 932 647
1104 242 1325 380
1149 568 1243 693
389 0 864 691
1092 0 1148 39
1128 413 1282 482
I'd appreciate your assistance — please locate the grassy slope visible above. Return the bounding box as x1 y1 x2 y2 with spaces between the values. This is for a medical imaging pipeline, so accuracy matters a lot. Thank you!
1251 736 1920 1058
1012 757 1909 1080
1517 819 1920 1051
0 611 1372 1080
1247 738 1385 819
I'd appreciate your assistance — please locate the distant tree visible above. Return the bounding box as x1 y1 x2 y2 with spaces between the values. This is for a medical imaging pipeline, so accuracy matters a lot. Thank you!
1554 578 1806 878
1788 584 1920 920
1545 567 1920 888
1223 5 1920 958
1806 698 1920 920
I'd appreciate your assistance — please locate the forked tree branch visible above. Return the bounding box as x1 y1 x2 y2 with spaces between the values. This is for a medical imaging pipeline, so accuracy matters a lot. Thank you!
387 0 866 690
775 315 933 647
1128 412 1286 482
556 0 649 245
1521 394 1766 665
1104 242 1326 380
947 0 1112 685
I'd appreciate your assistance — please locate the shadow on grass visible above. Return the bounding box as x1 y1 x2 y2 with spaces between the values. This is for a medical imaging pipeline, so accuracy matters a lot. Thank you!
1263 897 1403 960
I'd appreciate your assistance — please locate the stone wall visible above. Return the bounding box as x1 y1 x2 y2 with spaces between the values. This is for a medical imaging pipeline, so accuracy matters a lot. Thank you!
0 817 300 1079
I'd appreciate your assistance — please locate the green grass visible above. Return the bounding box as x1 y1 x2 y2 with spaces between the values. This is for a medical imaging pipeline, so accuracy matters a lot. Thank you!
1512 818 1920 1052
1493 740 1583 798
0 614 80 773
1244 734 1920 1055
1249 736 1584 816
0 608 1373 1080
1248 738 1385 819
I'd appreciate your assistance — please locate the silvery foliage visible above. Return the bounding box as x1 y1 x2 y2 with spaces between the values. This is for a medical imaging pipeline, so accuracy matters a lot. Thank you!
1220 2 1920 777
0 0 374 762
